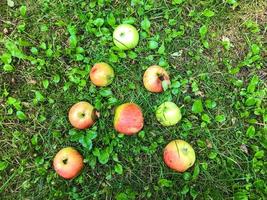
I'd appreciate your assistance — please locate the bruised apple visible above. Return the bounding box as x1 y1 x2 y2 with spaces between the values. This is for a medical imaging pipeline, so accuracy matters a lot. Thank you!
114 103 144 135
53 147 84 179
90 62 114 87
156 102 181 126
163 139 196 172
143 65 170 93
68 101 97 129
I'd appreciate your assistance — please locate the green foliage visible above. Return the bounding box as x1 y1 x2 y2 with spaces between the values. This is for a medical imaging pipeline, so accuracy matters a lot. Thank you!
69 127 97 150
141 17 151 32
0 0 266 199
192 99 204 114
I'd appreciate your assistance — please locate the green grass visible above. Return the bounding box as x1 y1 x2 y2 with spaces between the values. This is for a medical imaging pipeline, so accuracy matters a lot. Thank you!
0 0 266 199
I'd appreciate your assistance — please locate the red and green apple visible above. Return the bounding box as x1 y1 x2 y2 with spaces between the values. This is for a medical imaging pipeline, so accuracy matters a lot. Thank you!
163 139 196 172
143 65 170 93
114 103 144 135
53 147 84 179
90 62 114 87
68 101 97 129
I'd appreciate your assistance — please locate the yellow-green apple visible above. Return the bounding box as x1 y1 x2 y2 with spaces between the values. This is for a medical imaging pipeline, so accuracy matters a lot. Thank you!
143 65 170 93
163 139 196 172
113 24 139 50
156 102 181 126
114 103 144 135
68 101 97 129
90 62 114 87
53 147 84 179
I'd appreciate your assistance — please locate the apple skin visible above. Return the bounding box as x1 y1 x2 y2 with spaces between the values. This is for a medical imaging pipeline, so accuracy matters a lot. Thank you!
156 102 181 126
163 139 196 172
143 65 170 93
53 147 84 179
68 101 96 129
113 24 139 50
114 103 144 135
90 62 114 87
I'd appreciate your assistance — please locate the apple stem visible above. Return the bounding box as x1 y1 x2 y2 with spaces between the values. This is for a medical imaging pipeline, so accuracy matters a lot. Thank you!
95 110 100 118
158 74 165 81
63 158 68 164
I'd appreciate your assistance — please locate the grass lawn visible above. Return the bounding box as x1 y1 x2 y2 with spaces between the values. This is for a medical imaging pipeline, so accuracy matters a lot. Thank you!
0 0 266 199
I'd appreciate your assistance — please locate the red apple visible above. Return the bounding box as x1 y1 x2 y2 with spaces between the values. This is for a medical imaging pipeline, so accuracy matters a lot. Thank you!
163 139 196 172
114 103 144 135
53 147 84 179
68 101 96 129
143 65 170 93
90 62 114 87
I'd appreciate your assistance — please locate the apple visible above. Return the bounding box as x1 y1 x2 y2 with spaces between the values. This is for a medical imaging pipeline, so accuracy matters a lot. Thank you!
113 24 139 50
143 65 171 93
156 101 181 126
53 147 84 179
90 62 114 87
163 139 196 172
68 101 97 129
114 103 144 135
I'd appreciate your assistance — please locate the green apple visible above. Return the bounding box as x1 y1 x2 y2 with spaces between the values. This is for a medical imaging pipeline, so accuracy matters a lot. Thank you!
156 102 182 126
113 24 139 50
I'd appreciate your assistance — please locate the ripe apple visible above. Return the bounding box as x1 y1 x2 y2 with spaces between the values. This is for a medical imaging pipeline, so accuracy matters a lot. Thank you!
143 65 171 93
114 103 144 135
156 101 181 126
90 62 114 87
163 139 196 172
113 24 139 50
53 147 84 179
68 101 97 129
